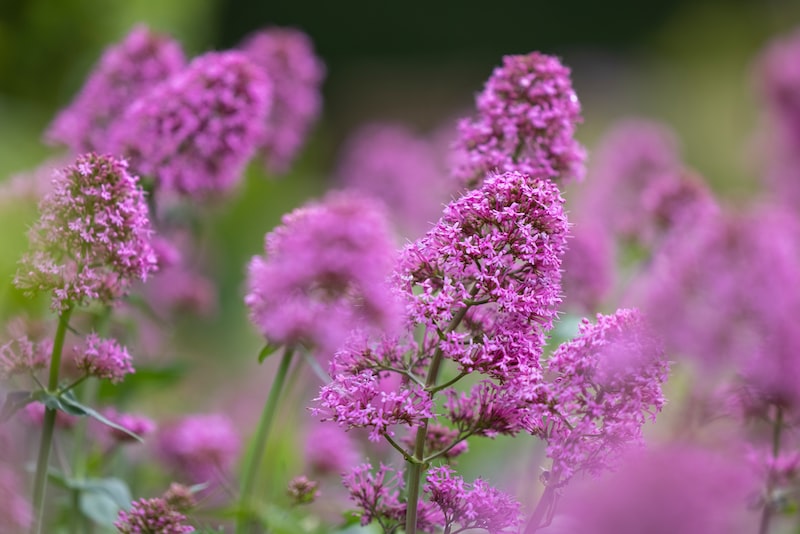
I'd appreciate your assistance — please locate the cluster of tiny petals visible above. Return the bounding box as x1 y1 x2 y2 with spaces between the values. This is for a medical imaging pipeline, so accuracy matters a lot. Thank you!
0 335 52 379
445 380 538 438
452 52 585 188
312 371 434 442
246 191 399 356
157 413 240 485
112 50 272 198
330 331 420 376
424 465 522 534
73 333 135 384
544 308 668 483
14 154 157 312
114 497 194 533
397 171 567 380
45 24 186 154
240 26 325 174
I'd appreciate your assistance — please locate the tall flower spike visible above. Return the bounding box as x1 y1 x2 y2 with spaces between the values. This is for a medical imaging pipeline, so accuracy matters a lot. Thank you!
14 154 157 313
240 27 326 175
45 25 185 155
245 191 399 356
543 308 668 484
452 52 585 188
397 171 568 385
111 51 272 198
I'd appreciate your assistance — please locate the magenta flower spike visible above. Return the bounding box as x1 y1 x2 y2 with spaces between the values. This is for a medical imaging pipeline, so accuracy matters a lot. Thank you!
15 154 157 313
240 27 326 174
245 191 399 356
72 333 135 384
45 25 186 155
452 52 585 188
111 51 272 198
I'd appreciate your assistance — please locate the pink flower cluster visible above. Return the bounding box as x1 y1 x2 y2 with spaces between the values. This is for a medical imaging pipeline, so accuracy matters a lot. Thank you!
111 51 272 198
45 25 186 154
0 464 32 532
240 27 326 174
245 191 399 356
115 497 194 533
0 335 52 380
14 154 157 312
312 371 433 442
543 309 668 483
424 465 521 534
452 52 585 188
157 413 240 486
73 333 135 384
397 171 568 384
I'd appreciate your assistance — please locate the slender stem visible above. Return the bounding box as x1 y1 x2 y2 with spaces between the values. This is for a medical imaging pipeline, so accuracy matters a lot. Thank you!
235 346 295 534
383 434 420 465
31 306 73 534
758 405 784 534
405 297 476 534
427 371 468 395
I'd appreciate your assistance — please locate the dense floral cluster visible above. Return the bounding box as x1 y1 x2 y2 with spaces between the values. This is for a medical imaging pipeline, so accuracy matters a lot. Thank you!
240 27 326 174
424 465 522 533
100 407 156 443
45 25 186 154
114 497 195 533
543 309 668 483
0 464 32 532
452 52 585 188
397 171 568 384
73 333 135 384
14 154 157 312
111 51 272 198
245 191 399 355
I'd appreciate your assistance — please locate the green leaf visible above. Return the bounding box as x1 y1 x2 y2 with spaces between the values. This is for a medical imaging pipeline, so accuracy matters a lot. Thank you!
0 390 33 421
258 343 280 363
59 392 144 442
79 491 121 526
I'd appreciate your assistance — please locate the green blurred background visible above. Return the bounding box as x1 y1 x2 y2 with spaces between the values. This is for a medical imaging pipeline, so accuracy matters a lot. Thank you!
2 0 800 514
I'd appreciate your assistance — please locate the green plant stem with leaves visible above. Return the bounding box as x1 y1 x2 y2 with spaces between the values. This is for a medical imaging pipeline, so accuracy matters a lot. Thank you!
235 346 295 534
758 404 784 534
31 306 73 534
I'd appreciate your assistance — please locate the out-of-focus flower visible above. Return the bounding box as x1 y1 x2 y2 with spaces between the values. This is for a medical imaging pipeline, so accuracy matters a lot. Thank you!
73 334 134 384
14 154 157 313
0 335 52 380
98 407 156 444
22 402 78 429
558 445 755 534
452 52 585 188
45 25 185 154
304 420 360 476
115 497 194 533
336 122 452 237
561 222 614 313
287 475 320 505
0 463 32 532
240 26 325 174
157 413 240 486
112 51 271 198
245 191 399 356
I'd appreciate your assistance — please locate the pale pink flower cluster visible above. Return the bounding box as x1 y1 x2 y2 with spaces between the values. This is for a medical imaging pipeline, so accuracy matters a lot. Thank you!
14 154 157 312
73 333 135 384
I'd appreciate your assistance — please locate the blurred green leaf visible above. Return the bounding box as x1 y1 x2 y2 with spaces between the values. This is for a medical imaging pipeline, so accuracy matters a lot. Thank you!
0 390 33 421
258 343 280 363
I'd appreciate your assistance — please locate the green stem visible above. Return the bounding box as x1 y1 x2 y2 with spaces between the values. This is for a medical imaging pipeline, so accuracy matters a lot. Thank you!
758 404 784 534
31 306 73 534
235 347 295 534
